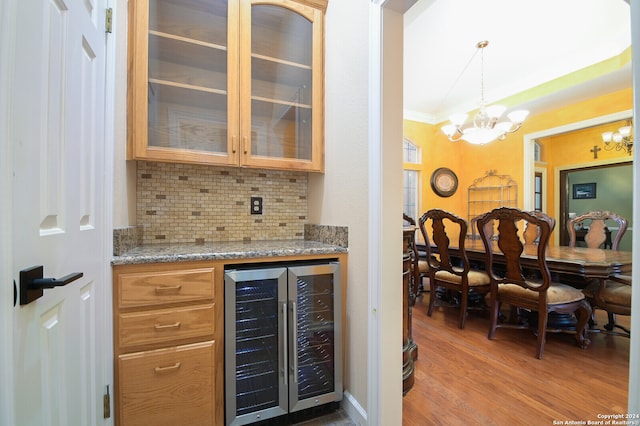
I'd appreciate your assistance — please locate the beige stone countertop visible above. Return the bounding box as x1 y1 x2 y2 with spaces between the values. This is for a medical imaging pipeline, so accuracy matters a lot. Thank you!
111 239 348 265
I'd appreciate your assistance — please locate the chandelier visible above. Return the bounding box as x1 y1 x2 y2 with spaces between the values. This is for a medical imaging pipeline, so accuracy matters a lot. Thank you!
441 41 529 145
602 121 633 155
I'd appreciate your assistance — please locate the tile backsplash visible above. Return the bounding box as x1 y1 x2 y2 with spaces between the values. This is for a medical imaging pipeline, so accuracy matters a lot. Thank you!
136 161 308 245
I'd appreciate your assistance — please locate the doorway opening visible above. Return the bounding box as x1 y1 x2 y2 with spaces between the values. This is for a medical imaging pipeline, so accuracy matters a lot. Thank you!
558 162 633 248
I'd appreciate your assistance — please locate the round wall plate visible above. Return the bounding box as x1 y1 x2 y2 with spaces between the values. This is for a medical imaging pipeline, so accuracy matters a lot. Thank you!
431 167 458 197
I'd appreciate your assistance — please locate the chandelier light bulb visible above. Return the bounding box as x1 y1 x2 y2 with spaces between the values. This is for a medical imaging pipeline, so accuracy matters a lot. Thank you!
601 121 634 155
619 126 632 137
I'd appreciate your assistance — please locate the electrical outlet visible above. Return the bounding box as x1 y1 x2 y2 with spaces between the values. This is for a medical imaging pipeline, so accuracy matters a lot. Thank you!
251 196 263 215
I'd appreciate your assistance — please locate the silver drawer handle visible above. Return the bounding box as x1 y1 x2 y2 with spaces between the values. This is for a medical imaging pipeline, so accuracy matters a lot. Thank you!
154 362 181 373
154 322 181 330
154 285 182 293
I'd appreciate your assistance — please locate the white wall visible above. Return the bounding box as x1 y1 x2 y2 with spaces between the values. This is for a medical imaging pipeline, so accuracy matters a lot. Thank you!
309 1 408 424
308 0 373 419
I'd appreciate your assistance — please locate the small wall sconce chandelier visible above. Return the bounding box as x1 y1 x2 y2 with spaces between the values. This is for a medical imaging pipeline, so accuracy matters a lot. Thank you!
441 41 529 145
602 120 633 156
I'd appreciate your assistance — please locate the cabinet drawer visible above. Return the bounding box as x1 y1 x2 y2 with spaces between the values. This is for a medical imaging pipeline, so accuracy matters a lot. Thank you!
118 267 215 308
119 303 215 349
118 341 216 426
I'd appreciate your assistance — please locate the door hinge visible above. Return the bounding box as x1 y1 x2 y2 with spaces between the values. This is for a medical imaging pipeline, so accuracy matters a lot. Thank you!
103 385 111 419
105 8 113 33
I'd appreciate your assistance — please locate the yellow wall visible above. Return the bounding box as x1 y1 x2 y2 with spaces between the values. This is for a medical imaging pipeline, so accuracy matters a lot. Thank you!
404 87 633 220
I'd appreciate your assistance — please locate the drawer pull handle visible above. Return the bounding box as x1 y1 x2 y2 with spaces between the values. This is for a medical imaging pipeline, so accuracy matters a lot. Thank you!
154 322 181 330
154 362 181 373
154 285 182 293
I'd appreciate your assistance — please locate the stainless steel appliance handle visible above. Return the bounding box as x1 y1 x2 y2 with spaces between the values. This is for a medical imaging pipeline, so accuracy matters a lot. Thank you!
282 302 288 386
292 301 298 384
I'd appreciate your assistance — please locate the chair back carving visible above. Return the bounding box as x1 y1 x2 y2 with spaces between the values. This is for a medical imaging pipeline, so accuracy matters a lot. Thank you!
567 210 628 250
419 209 469 276
476 207 555 295
523 211 556 245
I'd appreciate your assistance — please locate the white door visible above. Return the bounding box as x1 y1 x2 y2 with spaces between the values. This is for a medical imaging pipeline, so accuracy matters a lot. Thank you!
4 0 111 425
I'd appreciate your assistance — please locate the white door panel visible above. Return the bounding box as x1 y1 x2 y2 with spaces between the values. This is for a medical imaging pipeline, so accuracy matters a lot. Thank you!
8 0 110 425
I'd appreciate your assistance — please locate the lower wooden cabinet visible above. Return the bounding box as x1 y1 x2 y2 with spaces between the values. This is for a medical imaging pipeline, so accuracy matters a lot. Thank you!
118 341 216 426
113 261 224 426
112 253 346 425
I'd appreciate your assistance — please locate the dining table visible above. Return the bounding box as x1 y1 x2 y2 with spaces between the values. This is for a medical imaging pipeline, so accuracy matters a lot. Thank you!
416 238 633 330
417 239 632 284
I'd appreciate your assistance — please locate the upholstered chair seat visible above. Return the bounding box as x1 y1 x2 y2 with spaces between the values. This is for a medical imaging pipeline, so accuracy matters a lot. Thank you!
498 282 586 305
435 268 490 287
583 281 632 310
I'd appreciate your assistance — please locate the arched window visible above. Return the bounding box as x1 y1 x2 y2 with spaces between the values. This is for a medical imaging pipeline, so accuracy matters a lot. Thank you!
403 139 421 221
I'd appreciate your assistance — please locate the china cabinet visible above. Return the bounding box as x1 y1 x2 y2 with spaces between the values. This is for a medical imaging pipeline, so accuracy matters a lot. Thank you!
128 0 327 171
402 226 418 394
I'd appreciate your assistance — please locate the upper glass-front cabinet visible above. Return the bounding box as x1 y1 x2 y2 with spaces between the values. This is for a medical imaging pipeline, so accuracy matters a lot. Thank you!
128 0 327 172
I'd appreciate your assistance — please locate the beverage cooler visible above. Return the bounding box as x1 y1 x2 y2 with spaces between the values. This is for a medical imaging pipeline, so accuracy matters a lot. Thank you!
224 262 343 426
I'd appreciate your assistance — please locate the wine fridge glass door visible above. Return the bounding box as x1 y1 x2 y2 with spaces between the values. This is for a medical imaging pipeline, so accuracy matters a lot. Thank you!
287 263 343 412
224 267 288 426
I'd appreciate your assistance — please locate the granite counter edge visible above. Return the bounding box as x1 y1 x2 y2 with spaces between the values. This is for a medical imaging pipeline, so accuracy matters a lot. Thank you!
112 246 348 266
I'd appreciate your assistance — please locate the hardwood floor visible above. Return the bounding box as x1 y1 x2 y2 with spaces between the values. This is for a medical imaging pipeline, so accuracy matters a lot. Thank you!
403 292 630 425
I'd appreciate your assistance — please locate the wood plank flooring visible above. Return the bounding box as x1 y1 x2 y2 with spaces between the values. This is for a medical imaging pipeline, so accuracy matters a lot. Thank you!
403 292 630 425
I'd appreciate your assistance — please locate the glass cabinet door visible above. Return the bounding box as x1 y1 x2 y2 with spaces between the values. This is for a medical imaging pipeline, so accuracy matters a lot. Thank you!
224 267 288 426
239 0 323 171
134 0 239 164
288 263 342 412
130 0 325 170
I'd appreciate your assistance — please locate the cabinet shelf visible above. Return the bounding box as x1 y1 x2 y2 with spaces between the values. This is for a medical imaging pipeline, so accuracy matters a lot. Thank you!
149 78 227 96
252 52 312 71
251 95 311 110
149 30 227 51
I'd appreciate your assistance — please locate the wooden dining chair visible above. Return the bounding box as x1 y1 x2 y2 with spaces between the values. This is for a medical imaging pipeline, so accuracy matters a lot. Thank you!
567 210 631 336
418 209 490 329
404 213 428 296
476 207 592 359
567 210 628 250
522 211 549 245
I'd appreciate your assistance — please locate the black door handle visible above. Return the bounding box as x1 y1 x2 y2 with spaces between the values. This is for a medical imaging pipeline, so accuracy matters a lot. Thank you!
19 266 83 305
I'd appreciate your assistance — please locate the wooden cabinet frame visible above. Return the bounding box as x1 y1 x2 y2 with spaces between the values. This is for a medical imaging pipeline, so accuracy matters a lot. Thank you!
127 0 327 172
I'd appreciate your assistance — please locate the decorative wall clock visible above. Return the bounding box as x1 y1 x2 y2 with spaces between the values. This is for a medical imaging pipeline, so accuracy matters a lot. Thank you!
430 167 458 197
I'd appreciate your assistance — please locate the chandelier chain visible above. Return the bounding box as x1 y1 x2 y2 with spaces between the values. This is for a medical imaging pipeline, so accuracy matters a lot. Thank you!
435 47 481 113
479 44 485 106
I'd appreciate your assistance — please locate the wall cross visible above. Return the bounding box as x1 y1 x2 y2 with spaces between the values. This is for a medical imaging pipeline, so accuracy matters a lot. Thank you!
591 145 601 159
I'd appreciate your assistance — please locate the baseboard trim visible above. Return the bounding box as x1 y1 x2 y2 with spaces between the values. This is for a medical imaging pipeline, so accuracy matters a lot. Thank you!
341 391 367 425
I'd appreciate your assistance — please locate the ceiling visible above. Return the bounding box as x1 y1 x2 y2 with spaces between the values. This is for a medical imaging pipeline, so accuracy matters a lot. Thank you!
403 0 633 125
